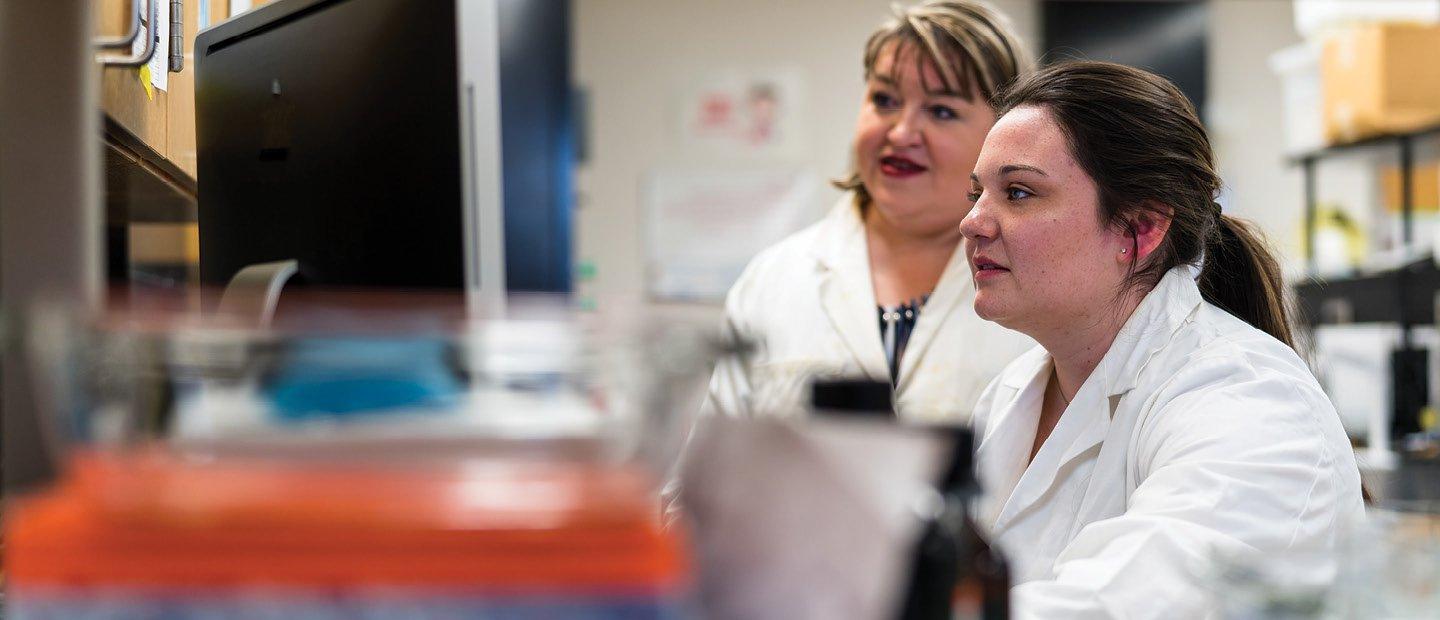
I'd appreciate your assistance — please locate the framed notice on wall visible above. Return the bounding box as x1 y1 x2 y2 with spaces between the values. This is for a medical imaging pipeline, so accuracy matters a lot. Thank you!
676 69 806 160
644 168 826 302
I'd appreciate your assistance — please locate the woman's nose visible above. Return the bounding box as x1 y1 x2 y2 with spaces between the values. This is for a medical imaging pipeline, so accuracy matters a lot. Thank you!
960 198 994 240
886 109 922 147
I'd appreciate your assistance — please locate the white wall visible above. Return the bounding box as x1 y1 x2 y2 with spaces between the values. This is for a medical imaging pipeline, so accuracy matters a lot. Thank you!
1207 0 1306 269
573 0 1039 312
573 0 1309 310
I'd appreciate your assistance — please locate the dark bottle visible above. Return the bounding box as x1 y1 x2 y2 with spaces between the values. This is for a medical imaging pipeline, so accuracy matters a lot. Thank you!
898 428 1010 620
809 377 896 419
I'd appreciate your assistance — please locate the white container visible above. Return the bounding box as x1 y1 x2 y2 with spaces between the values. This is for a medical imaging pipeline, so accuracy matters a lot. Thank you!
1295 0 1440 40
1268 43 1326 155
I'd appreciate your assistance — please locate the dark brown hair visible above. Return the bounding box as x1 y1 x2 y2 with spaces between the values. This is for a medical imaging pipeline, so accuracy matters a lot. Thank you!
995 61 1294 348
835 0 1033 207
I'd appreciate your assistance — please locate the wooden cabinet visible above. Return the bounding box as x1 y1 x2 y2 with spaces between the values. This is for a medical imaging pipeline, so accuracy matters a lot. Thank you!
98 0 230 180
97 0 234 294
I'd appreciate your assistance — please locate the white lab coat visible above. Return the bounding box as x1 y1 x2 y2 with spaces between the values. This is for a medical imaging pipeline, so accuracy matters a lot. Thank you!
705 195 1035 422
973 264 1366 619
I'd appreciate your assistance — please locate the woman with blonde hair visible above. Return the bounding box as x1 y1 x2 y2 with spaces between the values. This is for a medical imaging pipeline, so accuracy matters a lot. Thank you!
704 0 1035 422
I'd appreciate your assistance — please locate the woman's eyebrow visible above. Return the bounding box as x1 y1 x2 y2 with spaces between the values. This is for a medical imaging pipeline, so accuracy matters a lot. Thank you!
923 86 966 98
1000 164 1047 176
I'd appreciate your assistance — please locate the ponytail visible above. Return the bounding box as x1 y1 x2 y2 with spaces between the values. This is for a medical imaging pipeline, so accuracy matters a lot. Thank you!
1198 215 1294 349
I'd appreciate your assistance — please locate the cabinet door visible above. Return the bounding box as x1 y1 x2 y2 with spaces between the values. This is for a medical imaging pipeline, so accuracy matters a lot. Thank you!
99 0 168 159
167 0 226 178
101 0 231 180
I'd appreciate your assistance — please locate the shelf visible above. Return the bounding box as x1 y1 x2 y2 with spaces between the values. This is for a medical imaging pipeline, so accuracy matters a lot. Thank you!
103 114 197 225
1294 258 1440 326
1289 121 1440 445
1289 123 1440 165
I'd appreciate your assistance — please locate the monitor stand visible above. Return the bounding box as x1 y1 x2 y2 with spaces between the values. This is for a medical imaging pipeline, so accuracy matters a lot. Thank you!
216 259 299 328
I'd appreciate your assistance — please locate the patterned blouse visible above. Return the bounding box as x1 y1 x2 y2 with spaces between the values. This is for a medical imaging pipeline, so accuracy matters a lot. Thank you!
878 293 930 385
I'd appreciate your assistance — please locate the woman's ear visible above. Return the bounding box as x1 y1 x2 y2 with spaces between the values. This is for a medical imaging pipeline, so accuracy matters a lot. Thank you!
1123 202 1173 263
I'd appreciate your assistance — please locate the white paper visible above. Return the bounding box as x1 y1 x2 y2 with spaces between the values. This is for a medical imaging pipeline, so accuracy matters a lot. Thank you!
231 0 253 17
644 169 825 301
151 3 169 92
131 2 168 92
679 415 949 620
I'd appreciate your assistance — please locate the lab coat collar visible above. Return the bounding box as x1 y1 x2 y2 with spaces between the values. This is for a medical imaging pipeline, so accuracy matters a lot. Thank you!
809 197 890 382
806 196 978 391
1000 347 1050 391
1096 263 1205 401
984 264 1204 533
1000 264 1205 400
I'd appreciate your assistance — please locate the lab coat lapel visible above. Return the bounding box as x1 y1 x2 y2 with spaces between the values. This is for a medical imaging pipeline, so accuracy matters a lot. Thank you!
894 245 970 394
811 200 889 382
976 352 1048 528
990 375 1110 534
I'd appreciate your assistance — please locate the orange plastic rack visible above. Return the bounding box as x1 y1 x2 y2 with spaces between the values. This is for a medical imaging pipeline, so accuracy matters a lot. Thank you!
6 449 689 595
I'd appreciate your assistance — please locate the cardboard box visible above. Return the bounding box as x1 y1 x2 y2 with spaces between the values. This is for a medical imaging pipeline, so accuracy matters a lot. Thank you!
1381 160 1440 214
128 223 199 264
1322 23 1440 144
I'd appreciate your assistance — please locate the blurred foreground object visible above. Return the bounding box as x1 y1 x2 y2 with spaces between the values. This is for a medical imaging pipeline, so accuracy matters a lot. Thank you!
1206 506 1440 618
5 297 725 618
678 403 960 619
6 449 688 617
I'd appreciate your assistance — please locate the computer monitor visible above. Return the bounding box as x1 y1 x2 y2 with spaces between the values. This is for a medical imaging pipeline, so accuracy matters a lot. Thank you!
194 0 505 306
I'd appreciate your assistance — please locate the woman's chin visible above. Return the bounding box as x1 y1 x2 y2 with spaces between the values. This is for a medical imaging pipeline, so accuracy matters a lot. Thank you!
972 297 1006 324
974 296 1029 331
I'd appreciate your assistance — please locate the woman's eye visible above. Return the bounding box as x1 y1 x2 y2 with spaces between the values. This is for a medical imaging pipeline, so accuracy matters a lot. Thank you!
930 105 958 120
966 190 982 203
870 92 898 109
1006 187 1033 200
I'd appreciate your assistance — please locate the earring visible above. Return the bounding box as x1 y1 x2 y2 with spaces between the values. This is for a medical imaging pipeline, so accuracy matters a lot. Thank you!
1120 248 1128 254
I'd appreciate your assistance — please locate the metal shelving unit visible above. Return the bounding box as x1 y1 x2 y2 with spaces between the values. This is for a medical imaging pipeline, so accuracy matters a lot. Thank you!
1292 123 1440 440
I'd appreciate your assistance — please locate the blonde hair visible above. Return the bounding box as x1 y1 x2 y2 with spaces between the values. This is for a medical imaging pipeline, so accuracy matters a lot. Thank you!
835 0 1033 205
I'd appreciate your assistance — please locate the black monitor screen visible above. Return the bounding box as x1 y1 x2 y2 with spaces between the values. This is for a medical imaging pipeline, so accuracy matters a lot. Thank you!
196 0 464 289
1042 0 1208 118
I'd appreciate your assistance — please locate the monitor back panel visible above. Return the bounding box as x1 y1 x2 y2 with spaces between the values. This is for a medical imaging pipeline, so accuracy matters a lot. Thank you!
196 0 464 289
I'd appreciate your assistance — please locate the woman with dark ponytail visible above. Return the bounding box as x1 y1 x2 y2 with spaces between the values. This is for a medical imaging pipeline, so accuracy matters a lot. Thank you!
960 61 1364 618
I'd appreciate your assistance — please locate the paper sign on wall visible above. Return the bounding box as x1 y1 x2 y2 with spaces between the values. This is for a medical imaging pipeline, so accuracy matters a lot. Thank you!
678 70 805 159
645 169 826 301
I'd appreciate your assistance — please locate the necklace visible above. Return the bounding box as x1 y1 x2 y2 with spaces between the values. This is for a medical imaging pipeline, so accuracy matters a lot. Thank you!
1052 370 1072 406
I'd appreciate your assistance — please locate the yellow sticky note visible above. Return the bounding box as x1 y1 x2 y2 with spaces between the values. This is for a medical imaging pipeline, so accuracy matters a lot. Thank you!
139 65 154 101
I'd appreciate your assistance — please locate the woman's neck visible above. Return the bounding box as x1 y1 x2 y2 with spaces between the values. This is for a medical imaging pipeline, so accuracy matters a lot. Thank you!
863 204 963 254
864 205 962 306
1038 291 1143 401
